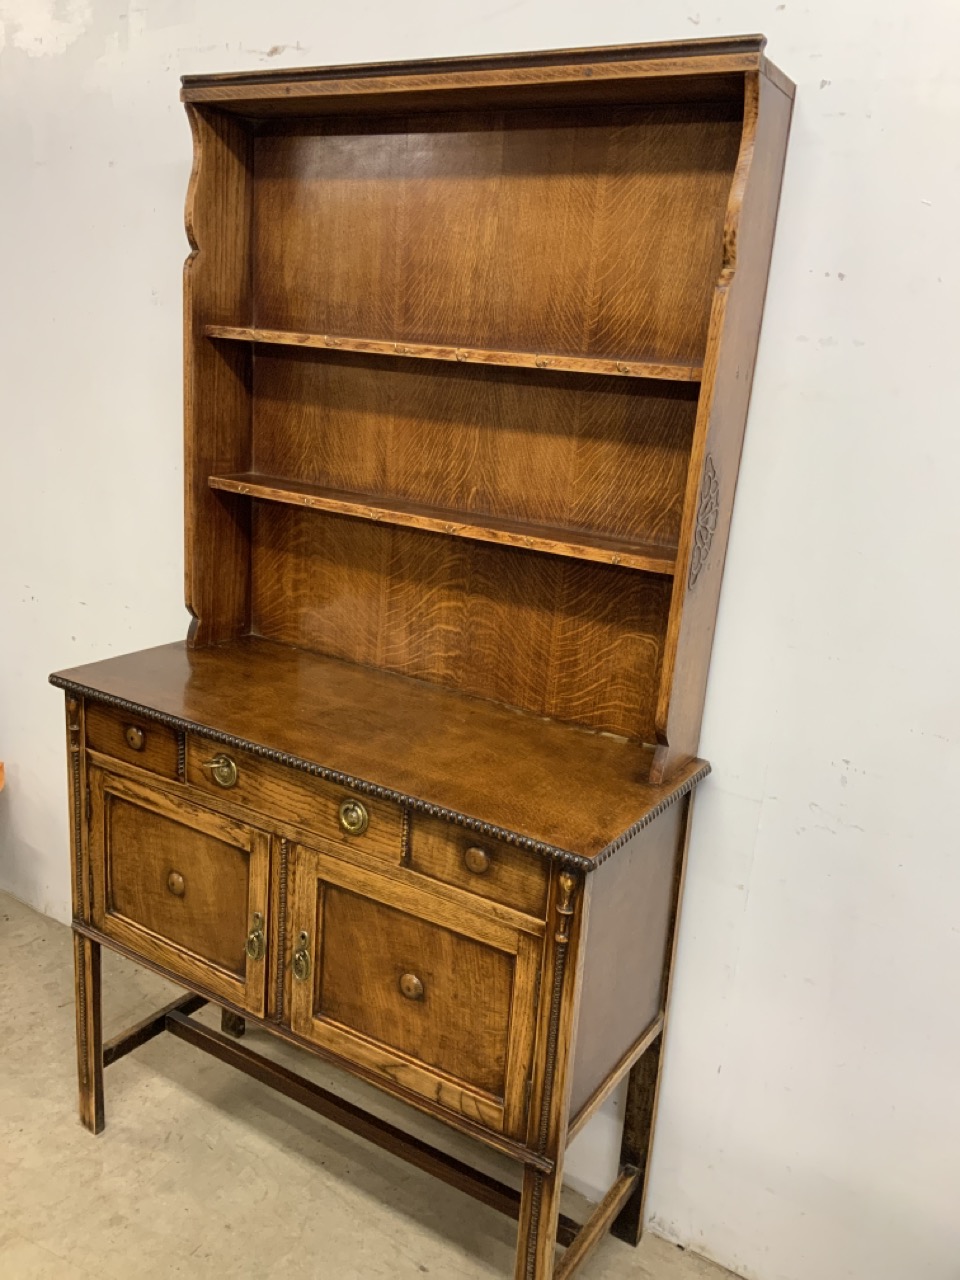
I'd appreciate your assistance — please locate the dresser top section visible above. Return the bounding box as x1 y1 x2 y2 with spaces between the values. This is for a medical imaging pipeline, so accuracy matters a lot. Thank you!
51 638 707 868
180 35 791 117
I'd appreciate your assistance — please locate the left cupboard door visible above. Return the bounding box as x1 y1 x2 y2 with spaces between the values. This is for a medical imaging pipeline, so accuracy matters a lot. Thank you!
88 765 271 1015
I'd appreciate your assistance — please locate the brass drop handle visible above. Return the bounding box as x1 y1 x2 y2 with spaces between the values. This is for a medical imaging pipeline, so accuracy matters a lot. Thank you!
202 753 239 789
399 972 424 1001
463 846 491 875
167 871 185 897
338 798 369 836
245 912 265 962
292 930 311 982
125 725 145 751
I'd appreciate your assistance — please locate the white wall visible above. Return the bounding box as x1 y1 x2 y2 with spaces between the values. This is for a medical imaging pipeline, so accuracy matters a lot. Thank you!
2 3 959 1278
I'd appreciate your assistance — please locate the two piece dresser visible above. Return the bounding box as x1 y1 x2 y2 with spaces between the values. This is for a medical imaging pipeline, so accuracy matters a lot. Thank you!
52 37 792 1279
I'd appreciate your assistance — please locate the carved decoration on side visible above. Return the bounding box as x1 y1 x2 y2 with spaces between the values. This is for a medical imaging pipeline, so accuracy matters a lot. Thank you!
75 936 89 1089
67 698 84 921
400 806 412 866
274 837 289 1023
524 871 580 1279
688 455 720 589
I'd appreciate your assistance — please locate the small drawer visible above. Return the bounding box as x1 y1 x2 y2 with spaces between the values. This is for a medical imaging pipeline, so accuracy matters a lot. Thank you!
85 702 179 779
408 814 549 918
184 737 404 861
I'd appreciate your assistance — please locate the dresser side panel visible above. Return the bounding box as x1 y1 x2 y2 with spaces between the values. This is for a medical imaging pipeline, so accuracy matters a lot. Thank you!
569 799 684 1117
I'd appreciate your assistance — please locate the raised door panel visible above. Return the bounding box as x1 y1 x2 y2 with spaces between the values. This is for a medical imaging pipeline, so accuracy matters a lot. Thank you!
288 845 541 1136
88 766 270 1014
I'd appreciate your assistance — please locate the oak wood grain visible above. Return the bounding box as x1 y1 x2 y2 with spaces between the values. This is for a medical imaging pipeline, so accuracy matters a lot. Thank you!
73 931 104 1134
88 766 270 1014
53 637 706 860
73 916 554 1172
252 507 672 741
409 814 549 919
85 701 180 780
248 347 697 550
183 735 405 863
251 106 741 366
289 843 541 1136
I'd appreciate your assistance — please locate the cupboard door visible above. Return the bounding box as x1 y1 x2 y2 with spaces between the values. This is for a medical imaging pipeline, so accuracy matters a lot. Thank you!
88 766 270 1015
288 844 541 1136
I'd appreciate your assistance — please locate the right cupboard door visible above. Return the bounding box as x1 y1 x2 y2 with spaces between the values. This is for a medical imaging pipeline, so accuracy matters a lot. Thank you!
288 843 542 1137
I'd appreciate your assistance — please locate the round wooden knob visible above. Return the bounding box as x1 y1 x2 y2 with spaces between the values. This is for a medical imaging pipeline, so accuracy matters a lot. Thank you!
399 973 424 1001
338 798 369 836
463 846 491 875
167 871 185 897
125 725 145 751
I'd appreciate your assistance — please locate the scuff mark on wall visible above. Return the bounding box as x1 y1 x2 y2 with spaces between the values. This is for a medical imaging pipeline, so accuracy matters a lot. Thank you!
0 0 92 57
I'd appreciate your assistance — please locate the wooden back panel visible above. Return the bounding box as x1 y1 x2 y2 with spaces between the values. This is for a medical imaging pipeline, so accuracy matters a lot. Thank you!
252 353 698 548
251 505 672 741
252 106 742 363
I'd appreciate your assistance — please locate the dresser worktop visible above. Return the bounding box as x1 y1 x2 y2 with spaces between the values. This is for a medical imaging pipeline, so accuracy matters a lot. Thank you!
52 635 708 865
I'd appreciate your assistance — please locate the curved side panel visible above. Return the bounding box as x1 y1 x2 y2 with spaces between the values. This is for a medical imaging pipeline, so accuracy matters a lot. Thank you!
652 69 794 783
183 104 253 647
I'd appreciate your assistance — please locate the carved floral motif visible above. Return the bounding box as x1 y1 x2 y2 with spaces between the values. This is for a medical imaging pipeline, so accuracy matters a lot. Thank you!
688 455 720 588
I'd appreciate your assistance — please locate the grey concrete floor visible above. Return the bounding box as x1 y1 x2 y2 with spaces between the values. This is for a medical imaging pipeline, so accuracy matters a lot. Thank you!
0 892 737 1280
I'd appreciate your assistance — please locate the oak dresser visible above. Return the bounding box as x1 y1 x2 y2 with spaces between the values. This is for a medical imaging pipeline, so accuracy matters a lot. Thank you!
51 36 792 1279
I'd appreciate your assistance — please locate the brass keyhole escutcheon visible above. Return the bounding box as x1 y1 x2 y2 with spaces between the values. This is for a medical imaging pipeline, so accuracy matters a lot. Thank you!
245 912 265 962
338 798 369 836
399 973 424 1001
167 871 185 897
463 846 491 875
125 725 145 751
202 753 239 789
292 931 311 982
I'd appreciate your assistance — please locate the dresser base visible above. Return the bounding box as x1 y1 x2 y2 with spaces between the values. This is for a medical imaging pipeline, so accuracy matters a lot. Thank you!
73 924 655 1278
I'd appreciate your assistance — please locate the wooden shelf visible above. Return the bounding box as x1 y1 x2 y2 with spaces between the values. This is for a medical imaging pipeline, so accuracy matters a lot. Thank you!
204 325 703 384
208 472 678 575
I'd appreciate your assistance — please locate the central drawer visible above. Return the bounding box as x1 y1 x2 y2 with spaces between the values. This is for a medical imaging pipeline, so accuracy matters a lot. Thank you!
184 736 404 861
288 843 542 1137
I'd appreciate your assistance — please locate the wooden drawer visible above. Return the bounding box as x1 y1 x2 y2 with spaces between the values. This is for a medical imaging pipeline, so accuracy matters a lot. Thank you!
85 701 179 780
184 737 404 861
289 844 541 1136
88 765 270 1014
408 814 549 919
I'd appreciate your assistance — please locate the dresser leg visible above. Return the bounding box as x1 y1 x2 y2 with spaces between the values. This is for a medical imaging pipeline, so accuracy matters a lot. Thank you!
613 790 695 1245
73 933 104 1134
514 1163 564 1279
220 1009 246 1038
610 1026 662 1244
